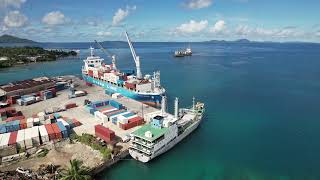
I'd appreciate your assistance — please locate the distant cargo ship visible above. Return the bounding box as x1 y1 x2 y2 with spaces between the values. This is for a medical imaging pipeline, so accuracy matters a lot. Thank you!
174 46 192 57
129 96 205 162
82 32 165 106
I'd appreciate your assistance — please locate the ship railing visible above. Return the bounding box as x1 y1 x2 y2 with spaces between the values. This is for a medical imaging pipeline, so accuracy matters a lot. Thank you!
133 139 154 148
130 144 152 155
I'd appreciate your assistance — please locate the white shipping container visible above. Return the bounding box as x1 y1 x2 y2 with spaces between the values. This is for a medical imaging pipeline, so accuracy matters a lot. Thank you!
16 129 25 149
30 126 40 146
24 128 33 149
94 111 108 123
38 125 49 144
0 133 10 149
27 118 34 128
117 115 128 125
33 118 40 126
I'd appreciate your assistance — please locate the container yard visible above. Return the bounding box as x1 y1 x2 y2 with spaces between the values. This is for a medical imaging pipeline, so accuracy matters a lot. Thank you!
0 75 158 174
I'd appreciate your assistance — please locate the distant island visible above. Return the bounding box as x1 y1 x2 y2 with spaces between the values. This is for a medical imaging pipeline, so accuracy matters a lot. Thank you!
0 34 39 44
0 46 77 68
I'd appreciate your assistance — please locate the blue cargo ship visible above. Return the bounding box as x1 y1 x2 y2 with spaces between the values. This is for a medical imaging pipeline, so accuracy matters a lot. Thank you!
82 32 165 106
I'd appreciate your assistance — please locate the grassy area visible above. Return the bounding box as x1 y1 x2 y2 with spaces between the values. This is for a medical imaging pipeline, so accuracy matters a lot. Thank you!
71 133 112 159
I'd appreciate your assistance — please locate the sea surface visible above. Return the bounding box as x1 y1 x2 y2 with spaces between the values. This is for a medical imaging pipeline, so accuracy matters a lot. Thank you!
1 42 320 180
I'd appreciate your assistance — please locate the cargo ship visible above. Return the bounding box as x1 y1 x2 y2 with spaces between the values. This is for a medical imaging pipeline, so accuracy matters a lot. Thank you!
129 96 205 162
82 32 165 106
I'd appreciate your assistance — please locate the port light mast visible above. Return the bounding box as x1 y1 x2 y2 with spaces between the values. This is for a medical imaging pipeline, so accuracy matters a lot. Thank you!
125 31 142 79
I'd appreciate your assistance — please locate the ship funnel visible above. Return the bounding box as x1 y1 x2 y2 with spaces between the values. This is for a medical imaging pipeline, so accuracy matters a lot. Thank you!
174 97 179 119
161 96 167 115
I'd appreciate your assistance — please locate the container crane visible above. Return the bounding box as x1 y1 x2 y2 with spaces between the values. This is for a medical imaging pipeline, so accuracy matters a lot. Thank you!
94 40 117 70
125 31 142 79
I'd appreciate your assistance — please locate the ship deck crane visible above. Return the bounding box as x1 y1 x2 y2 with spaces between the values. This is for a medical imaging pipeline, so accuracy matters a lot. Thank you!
94 40 117 70
125 31 142 79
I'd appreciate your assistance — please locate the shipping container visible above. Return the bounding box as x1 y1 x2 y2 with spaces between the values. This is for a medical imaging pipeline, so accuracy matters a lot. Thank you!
109 100 124 109
100 107 117 114
24 128 33 149
8 131 17 146
0 124 6 134
0 132 10 149
95 125 115 142
45 124 55 140
19 119 27 129
38 125 49 144
65 103 77 109
71 118 81 127
56 121 68 138
57 119 70 134
16 129 25 149
27 118 34 128
33 118 40 126
51 123 62 139
30 126 40 146
94 111 108 123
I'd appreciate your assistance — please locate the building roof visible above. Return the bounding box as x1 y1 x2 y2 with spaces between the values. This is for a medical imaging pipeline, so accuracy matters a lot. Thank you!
131 123 168 142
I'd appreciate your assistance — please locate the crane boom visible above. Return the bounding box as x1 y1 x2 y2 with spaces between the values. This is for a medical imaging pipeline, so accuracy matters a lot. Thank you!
125 31 137 62
95 40 117 70
125 31 142 79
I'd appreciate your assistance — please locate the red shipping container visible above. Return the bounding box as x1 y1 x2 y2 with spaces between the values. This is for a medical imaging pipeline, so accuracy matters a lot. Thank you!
19 119 27 129
51 123 62 139
104 109 126 117
88 70 93 77
45 124 55 140
95 125 115 142
125 82 136 89
72 118 81 127
99 106 114 112
5 116 25 122
8 131 18 145
65 103 77 109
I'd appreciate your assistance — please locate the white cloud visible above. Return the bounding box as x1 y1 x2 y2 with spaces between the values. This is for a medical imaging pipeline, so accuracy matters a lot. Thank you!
316 31 320 37
210 20 225 33
235 25 302 38
42 11 69 26
176 20 208 33
185 0 212 9
97 31 112 36
112 5 136 26
0 0 26 9
4 10 28 27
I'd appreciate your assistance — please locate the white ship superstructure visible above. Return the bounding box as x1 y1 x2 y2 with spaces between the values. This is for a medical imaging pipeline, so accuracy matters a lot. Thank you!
129 96 205 162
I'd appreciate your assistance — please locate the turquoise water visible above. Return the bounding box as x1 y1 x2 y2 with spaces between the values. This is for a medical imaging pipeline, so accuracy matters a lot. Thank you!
1 42 320 179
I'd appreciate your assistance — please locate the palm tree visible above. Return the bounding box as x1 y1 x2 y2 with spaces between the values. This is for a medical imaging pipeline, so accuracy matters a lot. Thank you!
60 159 92 180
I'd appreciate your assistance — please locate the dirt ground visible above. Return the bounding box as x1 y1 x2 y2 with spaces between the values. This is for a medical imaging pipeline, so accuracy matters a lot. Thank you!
1 142 103 172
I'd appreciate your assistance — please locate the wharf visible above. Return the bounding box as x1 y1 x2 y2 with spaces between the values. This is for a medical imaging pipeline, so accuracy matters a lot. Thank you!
13 75 158 139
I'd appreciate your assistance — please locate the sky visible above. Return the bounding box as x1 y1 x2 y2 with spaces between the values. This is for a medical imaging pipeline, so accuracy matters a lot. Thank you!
0 0 320 42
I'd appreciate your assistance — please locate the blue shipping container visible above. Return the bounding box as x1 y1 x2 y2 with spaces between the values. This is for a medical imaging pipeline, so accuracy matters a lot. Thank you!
0 124 6 134
123 112 135 118
110 100 123 109
57 121 68 138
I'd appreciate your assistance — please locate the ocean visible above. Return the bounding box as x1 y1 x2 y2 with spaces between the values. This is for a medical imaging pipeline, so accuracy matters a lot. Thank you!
1 42 320 179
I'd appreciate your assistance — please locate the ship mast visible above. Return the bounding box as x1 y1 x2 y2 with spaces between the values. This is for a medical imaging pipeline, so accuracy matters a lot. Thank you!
125 31 142 79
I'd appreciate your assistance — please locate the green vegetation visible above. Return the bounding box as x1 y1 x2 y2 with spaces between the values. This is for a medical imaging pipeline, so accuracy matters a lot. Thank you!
0 47 77 68
37 148 49 158
73 133 112 159
60 159 92 180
